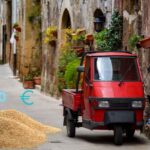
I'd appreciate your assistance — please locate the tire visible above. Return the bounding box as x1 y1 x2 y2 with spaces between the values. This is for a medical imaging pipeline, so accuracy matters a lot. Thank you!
66 114 76 137
114 125 123 145
126 128 135 139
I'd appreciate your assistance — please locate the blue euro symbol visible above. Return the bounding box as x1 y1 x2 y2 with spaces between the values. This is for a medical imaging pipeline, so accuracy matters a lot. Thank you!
0 91 7 103
20 90 33 106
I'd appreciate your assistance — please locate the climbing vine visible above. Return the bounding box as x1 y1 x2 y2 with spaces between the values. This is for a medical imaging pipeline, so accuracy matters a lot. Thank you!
94 11 123 51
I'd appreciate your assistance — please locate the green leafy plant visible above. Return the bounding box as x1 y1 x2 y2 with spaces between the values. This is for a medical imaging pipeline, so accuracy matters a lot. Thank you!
94 29 109 51
57 43 79 92
31 70 41 77
24 74 33 81
13 23 21 32
94 11 123 51
64 59 80 88
44 26 57 44
63 28 86 45
13 23 19 28
28 1 41 24
128 34 142 52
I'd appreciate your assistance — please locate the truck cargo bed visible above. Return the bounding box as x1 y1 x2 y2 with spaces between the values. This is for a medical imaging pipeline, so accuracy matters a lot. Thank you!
62 89 82 111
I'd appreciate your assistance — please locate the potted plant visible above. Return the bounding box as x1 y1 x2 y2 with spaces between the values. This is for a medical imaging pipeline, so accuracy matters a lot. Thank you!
13 23 21 32
44 26 57 46
128 34 143 52
71 28 86 48
33 71 41 85
23 74 35 89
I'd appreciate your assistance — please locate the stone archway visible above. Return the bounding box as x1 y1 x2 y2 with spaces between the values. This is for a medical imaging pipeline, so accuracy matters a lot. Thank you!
93 9 105 32
61 9 71 29
60 8 72 47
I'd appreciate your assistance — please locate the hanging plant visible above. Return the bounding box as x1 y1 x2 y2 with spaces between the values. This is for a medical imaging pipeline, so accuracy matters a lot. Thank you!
44 26 57 45
13 23 21 32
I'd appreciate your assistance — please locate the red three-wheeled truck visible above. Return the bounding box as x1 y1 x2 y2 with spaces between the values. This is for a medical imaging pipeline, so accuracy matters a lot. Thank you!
62 51 146 145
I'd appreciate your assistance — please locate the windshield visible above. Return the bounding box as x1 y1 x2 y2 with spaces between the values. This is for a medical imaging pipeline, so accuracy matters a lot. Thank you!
94 57 140 81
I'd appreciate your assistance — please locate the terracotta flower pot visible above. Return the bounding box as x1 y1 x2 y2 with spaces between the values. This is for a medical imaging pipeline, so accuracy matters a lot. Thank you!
75 47 84 57
15 27 22 32
33 77 41 85
85 34 94 41
140 37 150 48
23 80 35 89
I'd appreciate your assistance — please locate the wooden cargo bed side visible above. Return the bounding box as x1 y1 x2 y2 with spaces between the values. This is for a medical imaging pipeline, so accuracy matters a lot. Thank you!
62 89 82 111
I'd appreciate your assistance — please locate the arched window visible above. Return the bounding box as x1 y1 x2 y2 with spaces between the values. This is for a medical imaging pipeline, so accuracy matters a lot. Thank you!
94 9 105 32
61 9 71 29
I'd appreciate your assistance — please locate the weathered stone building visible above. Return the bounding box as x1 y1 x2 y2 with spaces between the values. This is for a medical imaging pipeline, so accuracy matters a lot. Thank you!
0 0 42 77
40 0 150 97
0 0 149 97
0 0 7 64
114 0 150 95
41 0 114 96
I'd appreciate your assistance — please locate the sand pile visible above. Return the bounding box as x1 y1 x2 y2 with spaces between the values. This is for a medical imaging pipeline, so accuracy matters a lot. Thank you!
0 109 61 148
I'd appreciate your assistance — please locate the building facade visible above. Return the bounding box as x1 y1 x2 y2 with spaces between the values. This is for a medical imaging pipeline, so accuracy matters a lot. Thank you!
41 0 114 96
0 0 149 97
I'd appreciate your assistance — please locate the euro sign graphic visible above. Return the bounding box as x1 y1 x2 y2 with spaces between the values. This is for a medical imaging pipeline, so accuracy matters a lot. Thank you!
20 90 33 106
0 91 7 103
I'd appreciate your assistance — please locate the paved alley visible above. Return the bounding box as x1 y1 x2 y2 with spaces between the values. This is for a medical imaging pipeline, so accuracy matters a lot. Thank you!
0 64 150 150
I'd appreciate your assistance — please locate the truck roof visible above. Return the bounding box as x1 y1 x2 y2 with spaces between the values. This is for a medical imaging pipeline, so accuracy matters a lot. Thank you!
86 51 137 57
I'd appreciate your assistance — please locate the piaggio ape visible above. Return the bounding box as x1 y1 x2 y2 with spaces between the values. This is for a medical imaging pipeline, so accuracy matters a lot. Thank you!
62 51 145 145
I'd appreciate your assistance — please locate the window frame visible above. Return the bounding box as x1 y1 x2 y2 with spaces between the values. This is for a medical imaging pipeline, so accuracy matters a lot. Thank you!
93 56 141 82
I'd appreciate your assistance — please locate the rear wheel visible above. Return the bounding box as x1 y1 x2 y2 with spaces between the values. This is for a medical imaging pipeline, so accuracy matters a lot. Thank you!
114 125 123 145
126 128 135 139
66 114 76 137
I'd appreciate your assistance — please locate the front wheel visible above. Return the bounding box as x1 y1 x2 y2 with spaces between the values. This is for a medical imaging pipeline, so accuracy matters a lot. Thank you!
114 125 123 145
66 114 76 137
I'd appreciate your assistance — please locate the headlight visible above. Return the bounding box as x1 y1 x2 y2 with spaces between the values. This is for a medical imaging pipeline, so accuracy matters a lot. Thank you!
132 101 142 108
98 101 109 108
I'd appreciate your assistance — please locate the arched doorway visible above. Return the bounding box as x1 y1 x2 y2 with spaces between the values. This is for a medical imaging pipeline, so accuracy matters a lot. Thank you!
60 9 72 46
61 9 71 29
94 9 105 32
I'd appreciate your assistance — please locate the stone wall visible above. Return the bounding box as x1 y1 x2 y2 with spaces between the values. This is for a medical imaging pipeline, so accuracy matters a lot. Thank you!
41 0 113 96
141 0 150 95
113 0 150 96
8 0 42 79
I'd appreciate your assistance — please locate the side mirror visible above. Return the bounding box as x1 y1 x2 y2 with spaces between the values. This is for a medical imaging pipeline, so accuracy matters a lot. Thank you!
77 66 84 72
147 66 150 73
